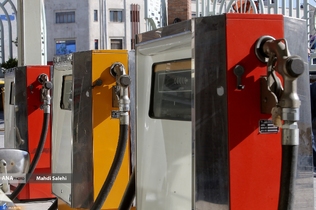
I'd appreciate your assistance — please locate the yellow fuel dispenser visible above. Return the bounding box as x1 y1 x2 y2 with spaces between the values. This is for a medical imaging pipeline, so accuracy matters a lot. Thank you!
52 50 132 210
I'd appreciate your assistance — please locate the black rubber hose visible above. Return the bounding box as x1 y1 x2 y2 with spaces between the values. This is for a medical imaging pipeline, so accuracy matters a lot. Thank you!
9 112 50 200
118 168 135 210
278 145 298 210
90 124 129 210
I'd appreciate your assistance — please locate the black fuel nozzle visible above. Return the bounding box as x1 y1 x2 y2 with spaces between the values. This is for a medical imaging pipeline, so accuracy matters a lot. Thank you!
38 73 52 113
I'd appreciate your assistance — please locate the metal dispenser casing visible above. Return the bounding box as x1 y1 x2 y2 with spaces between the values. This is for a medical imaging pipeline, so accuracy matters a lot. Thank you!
52 50 131 209
135 14 313 210
4 65 54 199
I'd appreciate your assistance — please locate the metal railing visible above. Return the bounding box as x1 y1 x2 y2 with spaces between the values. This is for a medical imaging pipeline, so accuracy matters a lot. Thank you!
193 0 314 71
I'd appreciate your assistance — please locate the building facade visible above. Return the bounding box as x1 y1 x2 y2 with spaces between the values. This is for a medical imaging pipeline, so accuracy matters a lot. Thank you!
44 0 146 63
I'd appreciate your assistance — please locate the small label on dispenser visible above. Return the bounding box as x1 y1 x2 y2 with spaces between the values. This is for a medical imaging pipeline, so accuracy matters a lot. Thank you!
259 119 279 134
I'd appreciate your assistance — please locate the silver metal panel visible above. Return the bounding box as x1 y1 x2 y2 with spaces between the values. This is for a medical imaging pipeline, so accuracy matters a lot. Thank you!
192 15 229 209
4 68 16 149
136 20 191 44
128 50 136 170
284 16 315 209
0 148 29 174
52 52 94 208
14 66 28 152
52 52 93 208
51 54 73 205
136 21 193 210
71 51 93 208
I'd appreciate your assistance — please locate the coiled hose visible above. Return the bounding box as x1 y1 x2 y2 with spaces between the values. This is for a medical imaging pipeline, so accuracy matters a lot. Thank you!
278 145 298 210
90 124 129 210
9 112 50 200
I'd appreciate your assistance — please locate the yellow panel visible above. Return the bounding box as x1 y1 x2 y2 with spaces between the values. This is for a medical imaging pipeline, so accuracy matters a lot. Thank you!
91 50 130 210
58 50 130 210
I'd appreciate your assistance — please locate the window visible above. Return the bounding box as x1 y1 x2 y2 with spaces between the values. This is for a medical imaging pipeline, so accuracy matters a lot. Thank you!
56 40 76 55
94 10 98 22
110 10 123 22
111 39 123 49
9 82 14 105
56 11 75 23
60 75 72 110
94 39 98 50
149 59 192 121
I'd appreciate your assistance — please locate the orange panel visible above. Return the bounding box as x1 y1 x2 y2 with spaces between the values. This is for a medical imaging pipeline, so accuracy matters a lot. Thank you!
226 14 283 210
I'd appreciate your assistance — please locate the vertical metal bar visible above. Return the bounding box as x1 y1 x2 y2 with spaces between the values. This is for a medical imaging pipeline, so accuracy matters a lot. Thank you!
41 0 47 64
196 0 200 17
0 20 4 63
289 0 293 16
99 0 103 49
0 2 12 59
296 0 300 18
202 0 205 16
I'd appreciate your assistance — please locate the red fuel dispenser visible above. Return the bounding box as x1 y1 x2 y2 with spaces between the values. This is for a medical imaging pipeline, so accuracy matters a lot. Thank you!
194 14 312 210
135 13 313 210
7 66 54 200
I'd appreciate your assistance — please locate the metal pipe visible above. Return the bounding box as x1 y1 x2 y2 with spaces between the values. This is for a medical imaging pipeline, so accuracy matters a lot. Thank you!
255 36 304 210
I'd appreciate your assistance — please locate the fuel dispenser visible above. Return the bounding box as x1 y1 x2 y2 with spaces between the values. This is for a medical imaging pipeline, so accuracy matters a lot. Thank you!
52 50 132 210
135 14 314 209
3 65 54 200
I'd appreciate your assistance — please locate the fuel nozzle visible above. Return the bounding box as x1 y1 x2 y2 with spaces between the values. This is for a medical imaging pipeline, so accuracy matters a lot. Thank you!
38 73 52 114
255 36 304 145
110 62 131 125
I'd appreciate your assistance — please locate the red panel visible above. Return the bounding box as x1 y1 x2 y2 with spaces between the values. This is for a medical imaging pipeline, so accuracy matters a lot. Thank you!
226 14 283 210
18 65 54 200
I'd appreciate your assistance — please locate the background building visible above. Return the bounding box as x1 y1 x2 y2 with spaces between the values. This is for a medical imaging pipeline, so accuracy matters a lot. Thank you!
44 0 146 63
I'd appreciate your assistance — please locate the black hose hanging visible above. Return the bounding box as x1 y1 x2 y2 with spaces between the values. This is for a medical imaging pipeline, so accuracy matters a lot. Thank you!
118 167 135 210
278 145 298 210
9 112 50 200
90 124 129 210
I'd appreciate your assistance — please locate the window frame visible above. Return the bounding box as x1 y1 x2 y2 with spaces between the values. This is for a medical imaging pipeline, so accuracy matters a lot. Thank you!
94 10 98 22
110 10 123 22
56 11 75 24
110 39 123 49
55 39 76 55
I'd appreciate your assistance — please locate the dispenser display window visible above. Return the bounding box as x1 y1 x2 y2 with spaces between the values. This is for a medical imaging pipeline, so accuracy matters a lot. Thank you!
149 59 191 121
9 82 14 105
60 75 72 110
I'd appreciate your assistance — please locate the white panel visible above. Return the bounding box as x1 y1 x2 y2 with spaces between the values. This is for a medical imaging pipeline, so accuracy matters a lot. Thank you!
51 66 72 204
4 70 15 149
18 0 46 65
136 33 192 210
